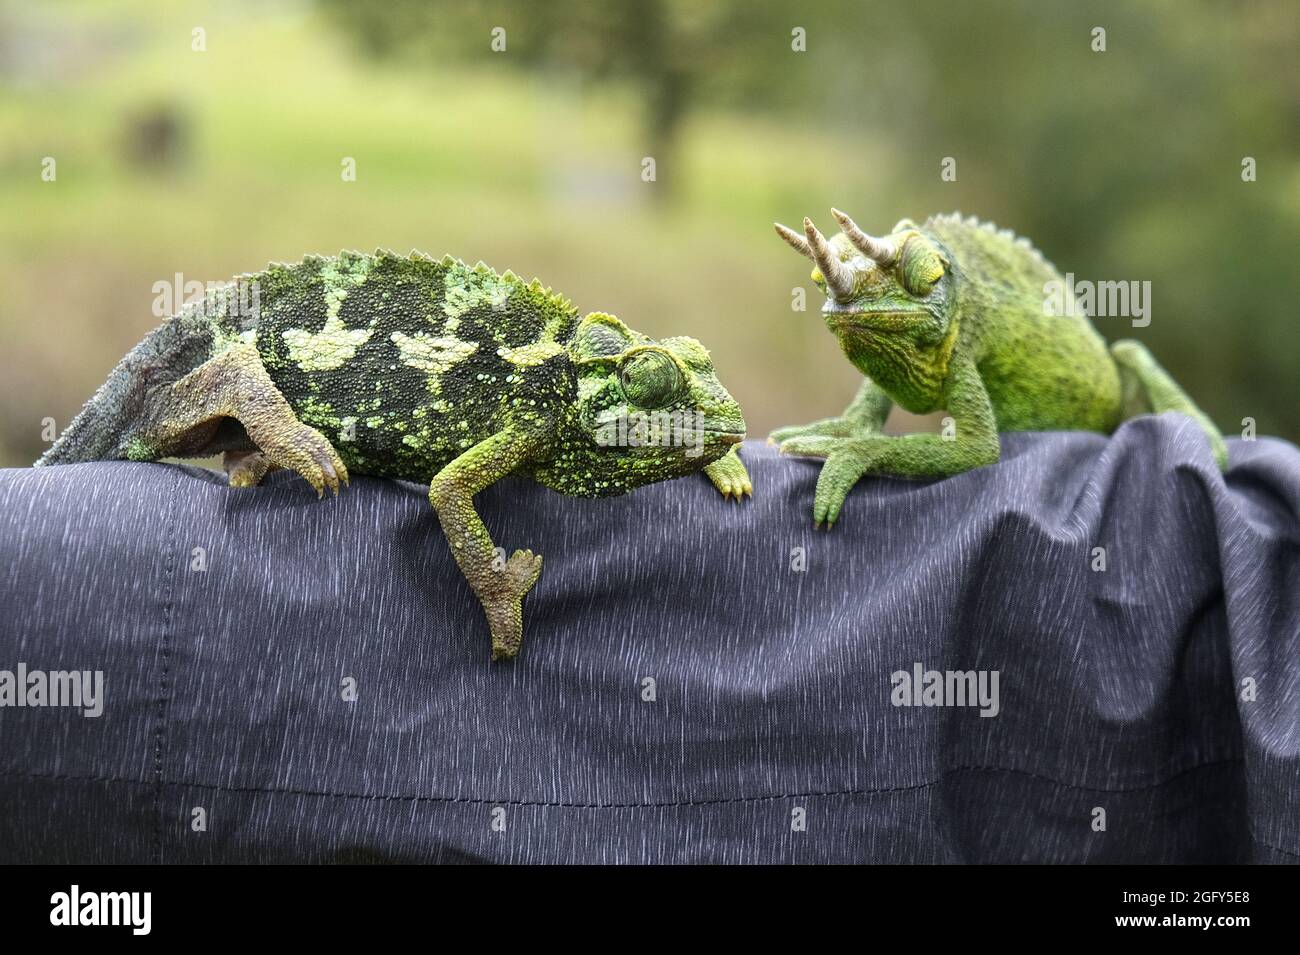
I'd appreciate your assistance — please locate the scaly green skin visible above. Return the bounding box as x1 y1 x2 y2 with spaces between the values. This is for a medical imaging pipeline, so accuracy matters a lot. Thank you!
36 250 750 660
771 211 1227 526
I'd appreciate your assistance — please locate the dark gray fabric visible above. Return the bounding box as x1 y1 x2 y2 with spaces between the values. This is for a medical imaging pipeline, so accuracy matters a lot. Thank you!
0 414 1297 864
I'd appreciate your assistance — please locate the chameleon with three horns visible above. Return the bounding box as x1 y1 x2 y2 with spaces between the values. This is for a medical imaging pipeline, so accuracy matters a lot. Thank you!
36 251 750 660
770 210 1227 526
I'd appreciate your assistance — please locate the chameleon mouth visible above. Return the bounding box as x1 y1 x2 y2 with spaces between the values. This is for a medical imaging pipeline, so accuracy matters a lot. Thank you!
702 419 746 445
826 307 926 321
825 309 930 335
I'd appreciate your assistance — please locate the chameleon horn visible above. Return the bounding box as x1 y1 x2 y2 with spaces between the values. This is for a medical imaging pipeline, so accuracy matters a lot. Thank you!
831 208 899 266
803 217 856 301
774 222 813 260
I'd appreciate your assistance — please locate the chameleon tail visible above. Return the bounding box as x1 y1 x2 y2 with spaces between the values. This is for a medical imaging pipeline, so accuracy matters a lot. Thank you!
35 340 158 466
35 317 217 466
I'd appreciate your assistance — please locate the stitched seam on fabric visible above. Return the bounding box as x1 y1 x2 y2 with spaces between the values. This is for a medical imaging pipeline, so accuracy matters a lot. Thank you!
1253 836 1300 857
0 757 1248 807
1252 835 1300 859
5 765 1288 861
150 484 179 864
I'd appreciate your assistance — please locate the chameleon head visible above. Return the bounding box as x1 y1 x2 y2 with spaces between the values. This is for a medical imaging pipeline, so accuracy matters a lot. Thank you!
774 210 956 367
566 312 746 479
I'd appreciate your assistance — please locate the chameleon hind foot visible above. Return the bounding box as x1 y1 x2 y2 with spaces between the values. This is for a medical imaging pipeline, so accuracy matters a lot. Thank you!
223 450 279 487
222 430 346 496
1111 339 1228 470
485 549 544 661
255 422 349 497
704 447 752 500
141 342 350 497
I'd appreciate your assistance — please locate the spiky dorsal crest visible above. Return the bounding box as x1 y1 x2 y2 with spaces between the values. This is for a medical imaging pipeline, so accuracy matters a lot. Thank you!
924 212 1049 266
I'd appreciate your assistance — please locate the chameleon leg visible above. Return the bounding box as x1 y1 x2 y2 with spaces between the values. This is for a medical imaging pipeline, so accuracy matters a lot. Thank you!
769 377 893 445
136 342 348 496
223 451 281 487
1111 340 1227 470
703 447 752 500
779 360 998 527
428 429 547 661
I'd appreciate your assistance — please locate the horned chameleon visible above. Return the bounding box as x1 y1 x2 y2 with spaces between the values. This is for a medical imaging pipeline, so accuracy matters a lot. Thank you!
36 250 750 660
771 210 1227 526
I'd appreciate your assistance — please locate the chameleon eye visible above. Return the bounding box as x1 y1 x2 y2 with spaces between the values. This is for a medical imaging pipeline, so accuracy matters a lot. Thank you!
618 349 684 410
900 238 948 297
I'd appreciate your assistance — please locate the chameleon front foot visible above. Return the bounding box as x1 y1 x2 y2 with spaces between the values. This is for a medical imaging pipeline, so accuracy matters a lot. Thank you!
483 548 544 661
811 448 876 528
703 448 752 500
767 416 859 446
778 434 875 529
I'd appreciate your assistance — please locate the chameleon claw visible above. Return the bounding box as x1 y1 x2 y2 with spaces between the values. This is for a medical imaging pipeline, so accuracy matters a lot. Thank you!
259 422 348 499
703 449 751 502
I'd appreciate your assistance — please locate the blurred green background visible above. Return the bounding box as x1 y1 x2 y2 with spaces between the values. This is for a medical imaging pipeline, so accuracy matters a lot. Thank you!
2 0 1297 468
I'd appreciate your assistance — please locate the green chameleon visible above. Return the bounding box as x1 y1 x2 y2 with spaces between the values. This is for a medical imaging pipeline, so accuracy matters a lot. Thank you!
770 210 1227 526
36 250 750 659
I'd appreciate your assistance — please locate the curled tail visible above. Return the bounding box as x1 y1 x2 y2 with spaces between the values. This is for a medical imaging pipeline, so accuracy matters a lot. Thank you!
35 314 224 466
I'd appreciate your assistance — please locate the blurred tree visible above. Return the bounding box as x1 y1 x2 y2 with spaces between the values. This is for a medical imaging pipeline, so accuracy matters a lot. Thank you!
319 0 831 199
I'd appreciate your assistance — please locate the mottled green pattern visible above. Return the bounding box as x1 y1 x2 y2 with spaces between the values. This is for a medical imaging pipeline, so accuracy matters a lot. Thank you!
252 251 581 482
42 248 748 660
